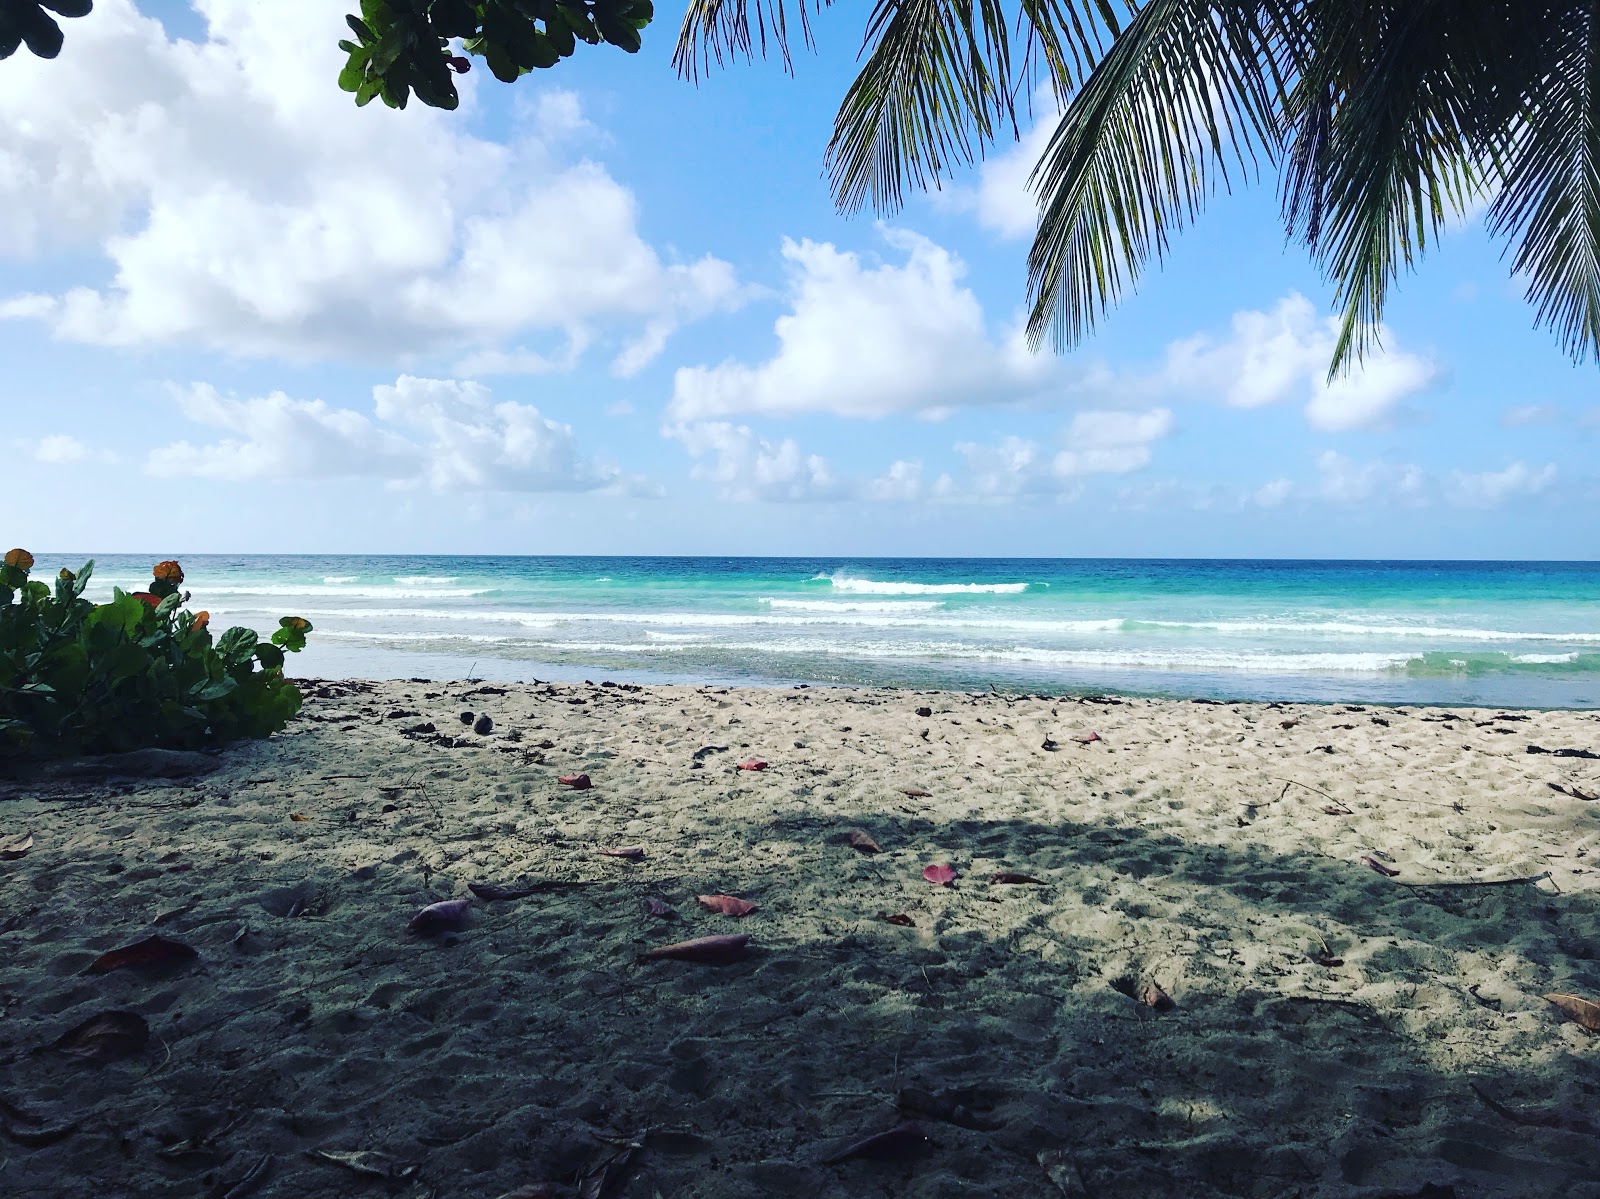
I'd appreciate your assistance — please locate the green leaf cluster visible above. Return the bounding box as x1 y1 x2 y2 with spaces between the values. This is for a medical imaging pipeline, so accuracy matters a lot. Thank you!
0 552 313 756
338 0 654 110
0 0 92 61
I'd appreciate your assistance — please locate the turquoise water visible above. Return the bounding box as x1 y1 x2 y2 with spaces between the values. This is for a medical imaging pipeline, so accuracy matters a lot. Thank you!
34 555 1600 707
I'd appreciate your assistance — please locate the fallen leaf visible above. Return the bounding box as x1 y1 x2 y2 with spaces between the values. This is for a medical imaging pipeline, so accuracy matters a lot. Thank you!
821 1122 935 1165
1543 992 1600 1031
599 846 645 860
922 863 957 886
1280 719 1299 729
737 759 768 771
558 773 593 790
884 913 915 927
990 872 1044 885
470 882 540 902
900 788 931 798
1322 805 1354 816
493 1187 563 1199
407 897 472 936
0 1097 80 1149
208 1152 271 1199
847 829 882 854
641 933 751 965
915 707 933 717
641 895 675 918
1549 782 1600 801
0 832 33 860
85 934 199 975
696 894 756 917
1072 731 1101 744
1140 982 1176 1011
289 813 310 822
306 1149 417 1181
577 1143 636 1199
1360 855 1401 878
53 1010 148 1063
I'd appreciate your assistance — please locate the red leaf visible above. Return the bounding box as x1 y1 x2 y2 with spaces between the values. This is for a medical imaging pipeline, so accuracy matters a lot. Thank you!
53 1010 148 1063
599 846 645 860
901 788 931 798
131 591 161 609
558 773 592 790
922 864 957 886
821 1122 934 1165
737 760 768 771
1072 731 1101 743
85 934 198 975
884 913 915 927
847 829 882 854
696 894 756 917
1360 855 1401 878
641 895 675 918
641 933 751 964
289 812 311 822
407 897 472 935
990 872 1044 885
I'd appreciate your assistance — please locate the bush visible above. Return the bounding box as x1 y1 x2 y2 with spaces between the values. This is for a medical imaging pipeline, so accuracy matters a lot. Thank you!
0 550 313 755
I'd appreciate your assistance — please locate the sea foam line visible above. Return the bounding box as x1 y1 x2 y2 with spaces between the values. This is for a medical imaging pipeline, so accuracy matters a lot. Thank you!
823 574 1031 595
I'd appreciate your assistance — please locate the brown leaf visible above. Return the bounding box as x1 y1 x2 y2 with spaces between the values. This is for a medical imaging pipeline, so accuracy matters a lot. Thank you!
53 1010 148 1063
641 933 750 965
1322 805 1353 816
1314 956 1345 968
696 894 756 917
0 832 33 860
558 773 592 790
641 895 675 918
884 913 915 927
1544 992 1600 1031
821 1122 935 1165
407 897 471 936
847 829 882 854
288 813 310 822
990 872 1044 885
1072 731 1101 743
1140 983 1176 1012
598 846 645 860
306 1149 417 1181
737 759 768 771
85 934 199 975
1549 782 1600 801
1360 855 1401 878
922 863 957 886
1280 719 1299 729
901 788 931 798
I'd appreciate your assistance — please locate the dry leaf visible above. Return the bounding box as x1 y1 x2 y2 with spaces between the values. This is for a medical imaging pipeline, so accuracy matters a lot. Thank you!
1315 956 1345 968
1360 855 1401 878
86 934 199 975
922 864 957 886
1140 983 1176 1011
884 913 915 927
1549 782 1600 801
0 832 33 860
821 1122 934 1165
1072 731 1101 743
306 1149 417 1181
1322 805 1353 816
915 707 933 717
599 846 645 860
407 897 471 936
577 1143 636 1199
1280 719 1299 729
737 759 768 771
558 773 593 790
901 788 931 798
990 872 1044 885
641 895 675 918
641 933 751 965
847 829 882 854
209 1152 271 1199
53 1010 148 1063
289 813 310 822
1544 992 1600 1031
696 894 756 917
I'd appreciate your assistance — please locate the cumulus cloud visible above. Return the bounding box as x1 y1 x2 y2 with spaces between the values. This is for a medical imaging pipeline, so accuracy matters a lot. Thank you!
149 376 620 492
1445 461 1557 508
952 407 1175 499
1500 404 1561 428
0 0 741 371
27 434 116 465
663 422 845 502
668 229 1051 421
1163 294 1436 430
1313 451 1427 505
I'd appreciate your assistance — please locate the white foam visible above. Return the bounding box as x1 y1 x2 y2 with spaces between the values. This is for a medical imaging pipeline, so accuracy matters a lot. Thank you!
322 575 360 584
191 585 492 599
763 599 945 613
1509 652 1581 664
393 575 459 585
825 575 1030 595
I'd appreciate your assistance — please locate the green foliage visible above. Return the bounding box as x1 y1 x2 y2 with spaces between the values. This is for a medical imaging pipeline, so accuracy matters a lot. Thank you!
336 0 655 111
0 551 313 756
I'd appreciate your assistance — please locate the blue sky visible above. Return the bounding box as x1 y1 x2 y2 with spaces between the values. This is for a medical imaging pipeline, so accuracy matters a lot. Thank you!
2 0 1596 559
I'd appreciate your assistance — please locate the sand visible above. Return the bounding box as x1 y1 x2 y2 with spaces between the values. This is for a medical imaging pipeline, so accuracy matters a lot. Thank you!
2 679 1599 1198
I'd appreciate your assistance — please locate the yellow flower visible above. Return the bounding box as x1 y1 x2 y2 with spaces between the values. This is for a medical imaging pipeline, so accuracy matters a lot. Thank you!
152 560 184 584
282 616 310 631
4 548 34 570
192 610 210 630
59 568 76 583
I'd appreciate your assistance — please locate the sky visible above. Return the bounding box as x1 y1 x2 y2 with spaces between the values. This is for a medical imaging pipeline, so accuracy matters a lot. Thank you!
2 0 1597 560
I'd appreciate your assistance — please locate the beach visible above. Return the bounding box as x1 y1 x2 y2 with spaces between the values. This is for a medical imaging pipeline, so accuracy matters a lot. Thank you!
3 679 1598 1197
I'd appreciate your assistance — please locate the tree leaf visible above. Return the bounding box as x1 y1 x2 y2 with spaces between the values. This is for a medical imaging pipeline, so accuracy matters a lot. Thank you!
1360 855 1401 878
847 829 882 853
737 759 768 771
306 1149 417 1180
922 863 957 886
558 773 592 789
599 846 644 860
1544 992 1600 1032
641 933 750 964
990 872 1044 885
1140 982 1176 1011
53 1010 149 1062
641 895 675 918
407 898 471 935
0 832 33 860
821 1121 934 1165
85 934 198 975
696 894 756 917
901 787 931 798
884 912 915 927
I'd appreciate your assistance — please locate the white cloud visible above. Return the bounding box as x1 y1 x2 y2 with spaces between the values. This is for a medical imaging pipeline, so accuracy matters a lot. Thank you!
149 377 620 493
1314 450 1427 505
27 434 115 465
1055 408 1174 476
1252 478 1293 508
668 229 1051 421
0 0 741 370
1445 461 1557 508
664 421 844 502
1163 294 1436 430
971 106 1058 239
1500 404 1561 428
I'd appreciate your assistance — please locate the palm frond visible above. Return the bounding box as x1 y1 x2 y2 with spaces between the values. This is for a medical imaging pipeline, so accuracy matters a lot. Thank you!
674 0 834 80
1025 0 1288 351
1488 0 1600 363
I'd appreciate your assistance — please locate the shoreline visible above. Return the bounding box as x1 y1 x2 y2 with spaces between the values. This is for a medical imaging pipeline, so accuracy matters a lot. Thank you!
3 678 1597 1196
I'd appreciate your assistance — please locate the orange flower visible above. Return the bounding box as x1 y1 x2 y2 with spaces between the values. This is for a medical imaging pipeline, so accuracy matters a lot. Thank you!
152 560 184 585
4 548 34 570
282 616 310 631
192 610 210 630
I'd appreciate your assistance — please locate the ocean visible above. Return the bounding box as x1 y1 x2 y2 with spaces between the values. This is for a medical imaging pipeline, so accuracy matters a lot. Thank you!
33 554 1600 708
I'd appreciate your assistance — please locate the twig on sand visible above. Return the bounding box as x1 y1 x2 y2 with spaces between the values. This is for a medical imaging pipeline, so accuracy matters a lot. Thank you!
1399 870 1556 891
320 774 369 781
1265 776 1338 802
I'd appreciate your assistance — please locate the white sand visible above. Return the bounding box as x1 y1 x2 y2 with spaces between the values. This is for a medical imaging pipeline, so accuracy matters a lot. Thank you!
2 680 1599 1197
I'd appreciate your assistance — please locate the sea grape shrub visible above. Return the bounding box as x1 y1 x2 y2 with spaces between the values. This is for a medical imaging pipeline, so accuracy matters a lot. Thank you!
0 551 313 755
